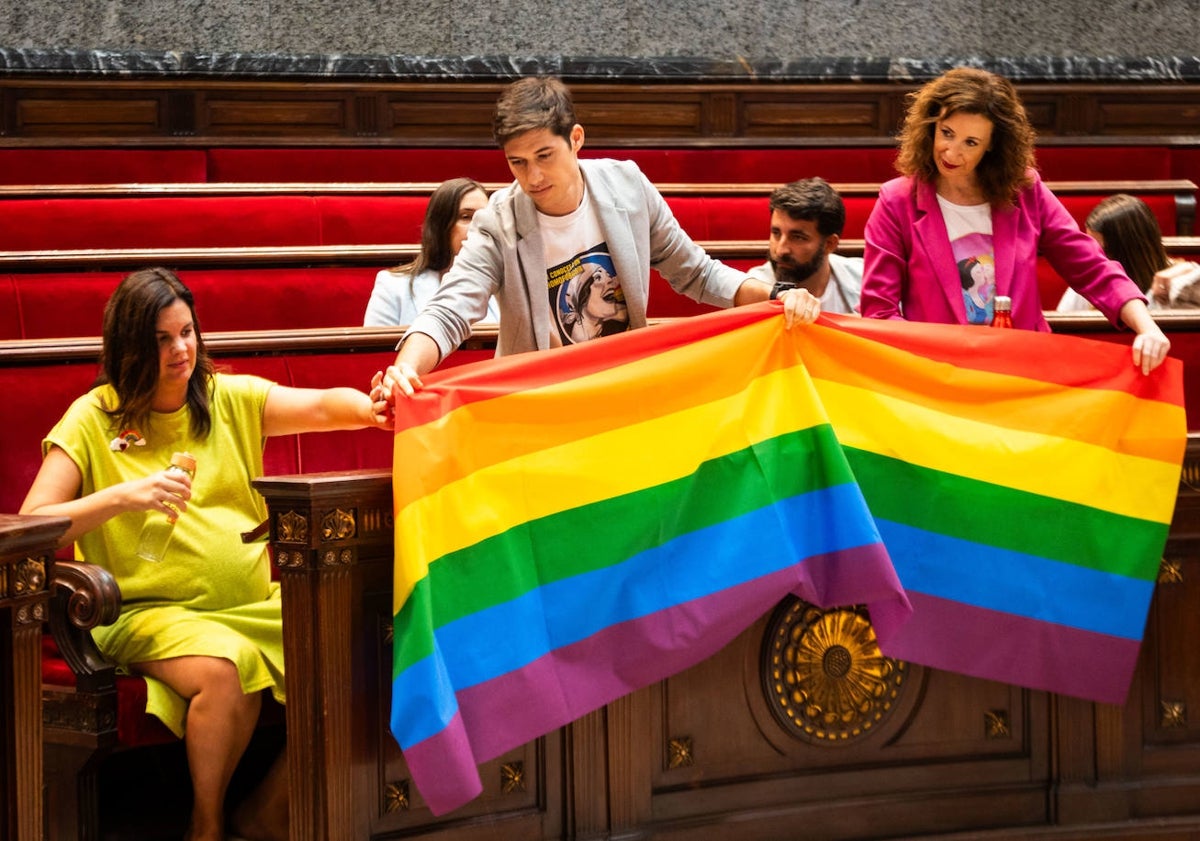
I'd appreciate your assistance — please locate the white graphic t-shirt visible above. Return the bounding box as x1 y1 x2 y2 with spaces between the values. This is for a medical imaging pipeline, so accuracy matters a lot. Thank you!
539 191 629 346
937 195 995 325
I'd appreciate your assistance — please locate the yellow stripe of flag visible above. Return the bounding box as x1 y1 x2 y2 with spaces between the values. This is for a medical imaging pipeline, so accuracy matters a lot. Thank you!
816 378 1179 524
392 319 788 510
797 323 1183 465
393 366 827 612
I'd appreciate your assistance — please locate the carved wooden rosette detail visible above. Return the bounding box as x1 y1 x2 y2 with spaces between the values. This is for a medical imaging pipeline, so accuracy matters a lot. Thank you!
667 737 694 769
278 510 308 543
383 780 410 813
9 556 48 625
1161 700 1188 728
272 507 359 568
320 508 356 541
320 548 353 566
1158 557 1183 585
500 762 526 794
762 598 907 744
985 709 1011 739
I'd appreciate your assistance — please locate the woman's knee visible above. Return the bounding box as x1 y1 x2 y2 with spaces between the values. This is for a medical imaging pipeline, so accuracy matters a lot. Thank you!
139 655 257 711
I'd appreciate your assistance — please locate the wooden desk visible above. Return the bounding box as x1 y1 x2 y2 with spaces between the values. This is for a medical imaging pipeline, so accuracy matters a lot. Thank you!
255 441 1200 841
0 514 67 841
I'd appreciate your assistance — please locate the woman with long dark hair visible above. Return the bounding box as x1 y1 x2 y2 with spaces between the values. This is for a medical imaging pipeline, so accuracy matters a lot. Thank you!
22 267 391 841
364 177 500 325
1058 194 1200 311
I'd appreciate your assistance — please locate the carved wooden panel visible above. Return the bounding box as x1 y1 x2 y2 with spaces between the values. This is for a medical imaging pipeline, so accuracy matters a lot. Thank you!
364 574 563 836
742 95 890 137
384 97 496 141
13 91 163 136
200 94 348 136
1099 97 1200 135
3 79 1200 145
646 602 1046 838
575 95 705 140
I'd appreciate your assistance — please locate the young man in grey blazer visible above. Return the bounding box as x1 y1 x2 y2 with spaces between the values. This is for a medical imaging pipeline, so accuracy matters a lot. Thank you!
378 76 819 400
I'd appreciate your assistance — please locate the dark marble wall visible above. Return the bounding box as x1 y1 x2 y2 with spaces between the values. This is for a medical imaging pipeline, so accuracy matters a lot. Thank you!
0 0 1198 81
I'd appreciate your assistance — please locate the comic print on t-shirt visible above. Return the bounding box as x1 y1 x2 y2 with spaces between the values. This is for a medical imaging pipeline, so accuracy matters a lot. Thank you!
938 196 996 326
547 243 629 345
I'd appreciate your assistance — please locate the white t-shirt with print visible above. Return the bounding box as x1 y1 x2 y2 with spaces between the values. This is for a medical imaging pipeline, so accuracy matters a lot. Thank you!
937 195 995 326
539 189 629 346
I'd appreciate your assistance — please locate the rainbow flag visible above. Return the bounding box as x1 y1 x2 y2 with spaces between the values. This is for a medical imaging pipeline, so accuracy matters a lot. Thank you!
389 305 912 815
795 315 1185 706
389 304 1185 815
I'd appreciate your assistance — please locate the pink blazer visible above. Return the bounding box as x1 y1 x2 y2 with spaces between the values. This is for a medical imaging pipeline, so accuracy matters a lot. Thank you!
861 171 1144 331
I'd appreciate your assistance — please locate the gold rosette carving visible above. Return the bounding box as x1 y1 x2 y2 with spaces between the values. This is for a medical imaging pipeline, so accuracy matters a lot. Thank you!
763 599 907 744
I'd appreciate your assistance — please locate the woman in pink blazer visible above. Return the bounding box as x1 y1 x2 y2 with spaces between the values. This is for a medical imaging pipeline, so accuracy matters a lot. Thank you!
862 67 1170 375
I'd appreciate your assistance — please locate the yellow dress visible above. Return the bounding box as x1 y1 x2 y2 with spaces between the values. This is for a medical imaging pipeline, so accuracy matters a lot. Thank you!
44 373 283 736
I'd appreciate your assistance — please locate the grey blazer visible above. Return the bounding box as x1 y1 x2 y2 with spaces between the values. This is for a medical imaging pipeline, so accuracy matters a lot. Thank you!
404 158 748 360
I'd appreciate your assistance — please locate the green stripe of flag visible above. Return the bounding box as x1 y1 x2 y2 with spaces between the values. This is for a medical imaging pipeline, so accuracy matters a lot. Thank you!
394 424 850 675
843 447 1166 581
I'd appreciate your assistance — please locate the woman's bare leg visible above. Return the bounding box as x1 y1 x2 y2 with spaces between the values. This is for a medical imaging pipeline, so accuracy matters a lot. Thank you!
230 744 288 841
135 656 261 841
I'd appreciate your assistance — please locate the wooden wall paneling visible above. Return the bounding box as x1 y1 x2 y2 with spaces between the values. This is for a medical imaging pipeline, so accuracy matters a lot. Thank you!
573 89 707 142
739 88 899 138
196 89 351 137
1 79 1200 146
1095 91 1200 137
638 605 1050 839
166 90 197 137
8 86 166 137
383 90 499 142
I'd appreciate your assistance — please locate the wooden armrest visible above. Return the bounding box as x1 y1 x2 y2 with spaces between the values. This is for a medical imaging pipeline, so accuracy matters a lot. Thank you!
48 560 122 692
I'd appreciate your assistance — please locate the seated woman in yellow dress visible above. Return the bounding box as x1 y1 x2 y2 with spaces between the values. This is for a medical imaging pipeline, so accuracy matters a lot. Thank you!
21 267 392 841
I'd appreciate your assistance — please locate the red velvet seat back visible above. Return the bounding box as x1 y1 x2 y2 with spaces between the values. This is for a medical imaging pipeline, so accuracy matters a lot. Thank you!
206 147 512 183
0 197 324 250
4 267 385 340
0 362 99 515
0 149 208 185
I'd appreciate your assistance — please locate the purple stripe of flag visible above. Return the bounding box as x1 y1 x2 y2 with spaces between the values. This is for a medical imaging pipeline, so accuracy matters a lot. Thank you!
398 710 482 816
435 545 905 768
880 592 1143 705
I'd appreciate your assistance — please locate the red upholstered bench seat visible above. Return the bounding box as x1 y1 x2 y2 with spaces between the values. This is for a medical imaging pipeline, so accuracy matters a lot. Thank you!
1 267 387 340
0 195 431 250
0 149 209 185
1 260 728 341
665 191 1183 242
199 145 1183 185
0 180 1188 260
0 144 1188 186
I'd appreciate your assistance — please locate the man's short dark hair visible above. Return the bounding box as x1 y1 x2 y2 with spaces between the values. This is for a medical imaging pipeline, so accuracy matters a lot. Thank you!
768 178 846 238
492 77 577 148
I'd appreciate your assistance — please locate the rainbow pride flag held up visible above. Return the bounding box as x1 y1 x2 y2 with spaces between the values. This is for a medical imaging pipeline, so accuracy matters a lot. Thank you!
793 315 1185 706
389 304 1185 815
389 305 913 815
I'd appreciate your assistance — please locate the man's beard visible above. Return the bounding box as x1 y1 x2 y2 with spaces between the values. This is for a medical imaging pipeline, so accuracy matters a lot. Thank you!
769 252 824 288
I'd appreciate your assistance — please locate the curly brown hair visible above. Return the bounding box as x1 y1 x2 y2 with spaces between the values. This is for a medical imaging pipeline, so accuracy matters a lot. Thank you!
895 67 1037 206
